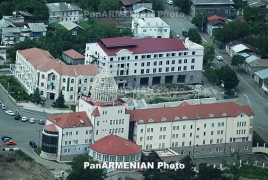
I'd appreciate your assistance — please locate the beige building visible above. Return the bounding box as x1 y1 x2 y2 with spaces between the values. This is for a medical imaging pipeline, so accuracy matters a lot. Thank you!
14 48 99 103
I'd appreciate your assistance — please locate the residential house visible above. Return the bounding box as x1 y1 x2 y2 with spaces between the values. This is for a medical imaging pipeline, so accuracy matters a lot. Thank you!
18 11 33 24
0 19 16 29
28 23 47 38
41 111 93 162
254 69 268 90
3 12 24 27
225 40 241 53
94 18 124 31
1 27 20 46
121 0 152 11
62 49 85 65
58 21 84 35
206 15 226 37
132 17 170 38
46 2 83 23
14 48 99 103
131 6 155 18
190 0 235 17
226 43 258 57
85 36 204 88
243 55 262 77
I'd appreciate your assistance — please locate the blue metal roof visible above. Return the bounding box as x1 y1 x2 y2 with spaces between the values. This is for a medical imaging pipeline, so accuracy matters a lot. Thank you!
245 55 259 64
255 68 268 79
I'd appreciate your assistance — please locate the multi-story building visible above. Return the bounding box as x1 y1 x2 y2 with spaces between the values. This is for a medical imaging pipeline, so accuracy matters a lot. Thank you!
46 2 83 23
85 37 204 88
41 111 93 162
14 48 99 103
132 17 170 38
127 101 254 157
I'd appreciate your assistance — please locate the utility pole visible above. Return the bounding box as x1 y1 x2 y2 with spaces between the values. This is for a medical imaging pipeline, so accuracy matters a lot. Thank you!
36 130 42 148
5 82 9 107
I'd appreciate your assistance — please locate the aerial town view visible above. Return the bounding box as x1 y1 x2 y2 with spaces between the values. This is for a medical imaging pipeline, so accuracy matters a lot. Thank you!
0 0 268 180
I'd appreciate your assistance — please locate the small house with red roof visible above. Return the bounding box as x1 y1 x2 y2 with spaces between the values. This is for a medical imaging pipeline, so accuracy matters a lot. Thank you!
62 49 85 65
40 111 93 162
207 15 227 37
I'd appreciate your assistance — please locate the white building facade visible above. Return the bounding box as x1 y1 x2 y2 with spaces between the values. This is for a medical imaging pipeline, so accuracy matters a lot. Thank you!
85 37 204 88
14 48 99 103
132 17 170 38
127 102 253 158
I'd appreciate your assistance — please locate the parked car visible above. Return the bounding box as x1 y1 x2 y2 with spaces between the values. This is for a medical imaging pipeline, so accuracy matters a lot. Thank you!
3 138 12 143
14 114 21 120
39 119 45 125
167 0 173 5
216 56 223 61
21 117 28 122
1 136 12 141
5 110 15 116
182 30 188 37
29 141 37 148
176 34 181 39
1 104 6 110
29 118 35 123
6 140 16 145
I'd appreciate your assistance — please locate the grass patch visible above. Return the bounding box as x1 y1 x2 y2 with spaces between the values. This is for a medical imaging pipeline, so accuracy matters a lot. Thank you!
70 105 76 112
240 164 268 180
17 150 34 162
0 75 31 101
34 148 41 155
253 130 267 147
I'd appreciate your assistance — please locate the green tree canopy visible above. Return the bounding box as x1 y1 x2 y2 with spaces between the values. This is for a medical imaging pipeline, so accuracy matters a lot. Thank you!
31 87 41 103
219 65 240 90
197 163 231 180
191 13 208 31
173 0 190 13
98 0 120 13
186 28 202 44
142 150 163 180
66 155 107 180
202 42 215 65
252 35 268 58
243 6 266 22
231 54 246 67
56 90 65 108
151 0 164 12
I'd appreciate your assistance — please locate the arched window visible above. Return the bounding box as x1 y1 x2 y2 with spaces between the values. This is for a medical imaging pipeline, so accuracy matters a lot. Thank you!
52 75 56 81
71 79 74 83
90 78 93 82
41 74 45 78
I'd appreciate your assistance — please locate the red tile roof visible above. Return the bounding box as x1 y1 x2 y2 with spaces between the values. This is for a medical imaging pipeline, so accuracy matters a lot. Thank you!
44 124 58 132
126 102 253 124
179 101 190 106
208 15 227 22
98 37 188 56
92 107 100 116
18 48 99 76
47 111 92 128
62 49 85 59
90 135 142 155
81 96 127 107
244 44 258 52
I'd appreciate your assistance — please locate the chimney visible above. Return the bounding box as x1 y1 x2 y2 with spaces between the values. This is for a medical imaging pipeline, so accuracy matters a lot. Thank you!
80 120 84 124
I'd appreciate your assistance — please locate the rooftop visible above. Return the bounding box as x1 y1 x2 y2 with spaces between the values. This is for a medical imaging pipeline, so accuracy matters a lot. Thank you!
133 7 154 13
44 124 58 132
62 49 85 59
46 2 81 12
249 59 268 67
121 0 151 6
94 18 124 29
208 15 227 22
58 21 84 31
191 0 235 5
95 37 189 55
231 44 248 53
47 111 92 129
245 55 259 64
28 23 47 32
126 102 253 124
80 96 127 107
255 68 268 79
136 17 169 27
2 27 20 33
0 19 16 28
89 135 142 156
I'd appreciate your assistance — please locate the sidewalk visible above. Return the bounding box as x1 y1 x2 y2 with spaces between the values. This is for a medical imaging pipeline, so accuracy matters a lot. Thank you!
19 102 73 114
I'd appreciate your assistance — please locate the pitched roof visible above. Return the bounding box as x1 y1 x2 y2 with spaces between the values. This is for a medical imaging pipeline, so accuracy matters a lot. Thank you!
44 124 58 132
191 0 235 5
179 101 190 106
255 68 268 79
250 59 268 67
96 37 188 55
133 7 154 13
245 55 259 64
208 15 227 21
92 107 100 116
121 0 150 6
90 135 142 155
47 111 92 129
0 19 16 28
231 44 248 53
2 27 20 33
94 18 124 29
18 48 99 76
46 2 81 11
208 19 225 26
58 21 84 31
62 49 85 59
226 40 241 47
244 44 258 52
126 102 253 124
28 23 47 32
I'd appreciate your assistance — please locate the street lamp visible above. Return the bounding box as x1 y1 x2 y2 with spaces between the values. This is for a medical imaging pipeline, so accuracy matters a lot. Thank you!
5 82 9 107
201 13 204 31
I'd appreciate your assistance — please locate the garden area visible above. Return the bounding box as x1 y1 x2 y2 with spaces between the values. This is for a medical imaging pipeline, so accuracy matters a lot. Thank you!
0 75 31 101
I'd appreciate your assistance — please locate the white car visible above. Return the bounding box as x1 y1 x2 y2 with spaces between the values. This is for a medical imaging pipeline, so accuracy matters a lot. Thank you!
29 118 35 123
5 110 15 116
1 104 6 110
216 56 223 61
21 117 28 122
167 0 173 5
176 34 181 39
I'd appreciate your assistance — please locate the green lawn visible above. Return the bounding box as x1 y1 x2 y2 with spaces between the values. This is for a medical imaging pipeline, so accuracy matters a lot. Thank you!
34 148 41 155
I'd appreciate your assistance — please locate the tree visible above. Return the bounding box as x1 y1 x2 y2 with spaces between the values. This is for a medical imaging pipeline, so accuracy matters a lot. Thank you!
252 35 268 58
197 163 231 180
231 54 246 67
173 0 190 13
119 27 134 37
66 155 107 180
191 13 208 31
56 90 65 108
243 6 266 22
186 28 202 44
219 65 239 90
178 155 196 180
223 151 241 180
151 0 164 12
202 42 215 64
143 151 163 180
31 87 41 103
98 0 120 13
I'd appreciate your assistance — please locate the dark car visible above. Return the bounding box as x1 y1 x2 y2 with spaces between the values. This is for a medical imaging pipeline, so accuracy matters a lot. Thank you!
14 114 21 120
182 30 188 37
1 136 12 141
29 141 37 148
39 119 45 125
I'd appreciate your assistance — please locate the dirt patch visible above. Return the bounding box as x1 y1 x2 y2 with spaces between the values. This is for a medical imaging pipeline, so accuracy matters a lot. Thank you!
0 151 54 180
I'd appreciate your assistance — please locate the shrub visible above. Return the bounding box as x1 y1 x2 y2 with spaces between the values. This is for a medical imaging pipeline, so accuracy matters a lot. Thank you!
9 148 14 151
17 150 34 162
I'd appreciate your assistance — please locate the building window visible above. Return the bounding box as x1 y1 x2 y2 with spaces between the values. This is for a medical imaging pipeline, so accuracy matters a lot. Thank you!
71 79 74 83
192 51 195 55
153 68 156 73
147 62 150 66
191 65 194 70
178 67 181 71
134 70 137 73
159 68 162 72
42 74 45 78
183 66 187 71
41 83 44 87
90 78 93 82
146 69 150 73
166 67 169 72
209 9 214 13
70 87 73 91
184 59 187 63
166 60 169 65
84 79 87 83
172 60 175 64
63 78 66 82
141 69 144 74
154 61 157 66
69 95 73 100
171 67 174 71
141 62 144 67
159 61 162 65
191 59 195 63
178 60 182 64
